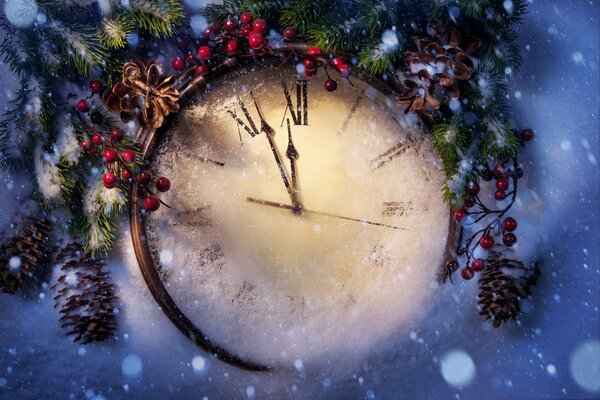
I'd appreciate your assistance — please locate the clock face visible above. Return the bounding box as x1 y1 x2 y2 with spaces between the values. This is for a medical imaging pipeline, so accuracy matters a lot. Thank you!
145 64 450 366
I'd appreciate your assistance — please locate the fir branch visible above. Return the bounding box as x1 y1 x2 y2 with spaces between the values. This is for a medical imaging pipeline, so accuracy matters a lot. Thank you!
99 17 135 49
123 0 184 36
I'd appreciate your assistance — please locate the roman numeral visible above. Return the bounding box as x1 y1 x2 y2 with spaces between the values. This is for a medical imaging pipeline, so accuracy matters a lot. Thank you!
227 97 260 143
171 206 212 227
281 80 308 126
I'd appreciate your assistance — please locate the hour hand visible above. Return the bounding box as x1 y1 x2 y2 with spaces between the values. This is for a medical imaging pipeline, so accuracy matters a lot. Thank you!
285 119 299 191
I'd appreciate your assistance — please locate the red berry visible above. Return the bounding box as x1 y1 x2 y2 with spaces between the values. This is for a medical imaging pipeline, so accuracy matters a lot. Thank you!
283 27 296 40
185 52 196 64
155 177 171 192
80 140 93 151
203 25 215 37
103 172 118 189
324 79 337 92
521 128 534 141
338 64 350 77
446 260 459 272
121 169 132 180
502 217 518 232
102 148 118 163
303 58 317 71
463 195 476 208
240 12 253 25
503 232 517 247
223 18 237 32
91 134 103 145
195 64 209 76
479 235 495 250
496 177 509 191
252 19 267 34
461 266 475 280
122 150 136 164
472 258 485 272
76 99 89 113
138 171 152 184
240 25 252 37
494 190 507 201
172 56 185 71
143 196 160 212
304 68 317 78
453 208 468 223
110 127 123 141
493 165 505 179
90 111 103 125
89 80 103 94
197 46 212 60
248 33 264 49
332 57 345 68
225 40 238 56
307 47 321 56
466 181 480 195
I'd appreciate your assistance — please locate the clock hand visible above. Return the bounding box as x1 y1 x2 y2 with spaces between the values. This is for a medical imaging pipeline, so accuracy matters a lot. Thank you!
285 119 299 192
249 93 304 214
246 197 404 230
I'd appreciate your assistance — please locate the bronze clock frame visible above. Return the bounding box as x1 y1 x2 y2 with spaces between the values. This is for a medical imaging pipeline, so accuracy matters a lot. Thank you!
129 44 459 372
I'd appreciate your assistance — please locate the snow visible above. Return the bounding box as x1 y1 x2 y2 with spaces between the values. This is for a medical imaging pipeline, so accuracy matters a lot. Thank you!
3 0 37 28
0 1 598 399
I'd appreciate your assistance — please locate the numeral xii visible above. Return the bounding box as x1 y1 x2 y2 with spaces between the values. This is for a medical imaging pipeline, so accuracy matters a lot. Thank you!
281 80 308 126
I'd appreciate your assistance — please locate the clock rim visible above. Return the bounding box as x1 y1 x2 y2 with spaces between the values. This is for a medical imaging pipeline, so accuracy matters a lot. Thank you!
129 45 460 372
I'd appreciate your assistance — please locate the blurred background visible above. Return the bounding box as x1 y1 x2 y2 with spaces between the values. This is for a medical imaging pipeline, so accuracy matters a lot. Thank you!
0 1 598 399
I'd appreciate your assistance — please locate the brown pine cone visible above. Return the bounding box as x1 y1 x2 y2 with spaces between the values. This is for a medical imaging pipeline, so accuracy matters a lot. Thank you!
478 255 541 328
0 214 52 295
52 243 118 344
397 21 480 115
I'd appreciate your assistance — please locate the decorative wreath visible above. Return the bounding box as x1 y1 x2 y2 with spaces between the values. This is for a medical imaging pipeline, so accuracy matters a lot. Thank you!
0 0 539 347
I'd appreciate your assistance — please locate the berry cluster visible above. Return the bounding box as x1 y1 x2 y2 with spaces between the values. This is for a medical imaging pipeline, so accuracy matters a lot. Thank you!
301 49 351 92
447 128 535 281
169 12 352 93
75 80 106 126
77 97 171 213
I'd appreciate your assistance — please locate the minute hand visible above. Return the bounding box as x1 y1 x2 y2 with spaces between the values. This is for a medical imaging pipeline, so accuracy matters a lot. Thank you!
250 93 303 213
246 197 404 230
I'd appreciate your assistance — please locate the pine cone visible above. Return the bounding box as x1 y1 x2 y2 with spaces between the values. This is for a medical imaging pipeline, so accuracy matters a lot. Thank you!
103 58 179 129
397 21 480 115
52 243 118 344
0 215 52 295
478 255 541 328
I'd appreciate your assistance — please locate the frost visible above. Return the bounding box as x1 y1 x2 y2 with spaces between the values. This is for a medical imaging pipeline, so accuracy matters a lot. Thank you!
4 0 38 27
55 117 82 163
159 249 174 267
380 29 400 53
34 144 61 201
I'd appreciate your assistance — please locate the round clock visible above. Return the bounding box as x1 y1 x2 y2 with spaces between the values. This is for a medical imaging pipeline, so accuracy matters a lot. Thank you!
130 51 454 371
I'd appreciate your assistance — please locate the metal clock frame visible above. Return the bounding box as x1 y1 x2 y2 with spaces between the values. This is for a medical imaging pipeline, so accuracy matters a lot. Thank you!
129 44 459 372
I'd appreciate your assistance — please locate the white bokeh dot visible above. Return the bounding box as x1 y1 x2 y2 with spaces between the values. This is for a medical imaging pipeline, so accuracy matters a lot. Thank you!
121 354 143 378
440 350 476 387
570 340 600 393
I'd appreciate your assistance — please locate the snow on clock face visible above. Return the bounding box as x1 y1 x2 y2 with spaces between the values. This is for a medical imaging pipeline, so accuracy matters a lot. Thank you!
143 64 450 367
